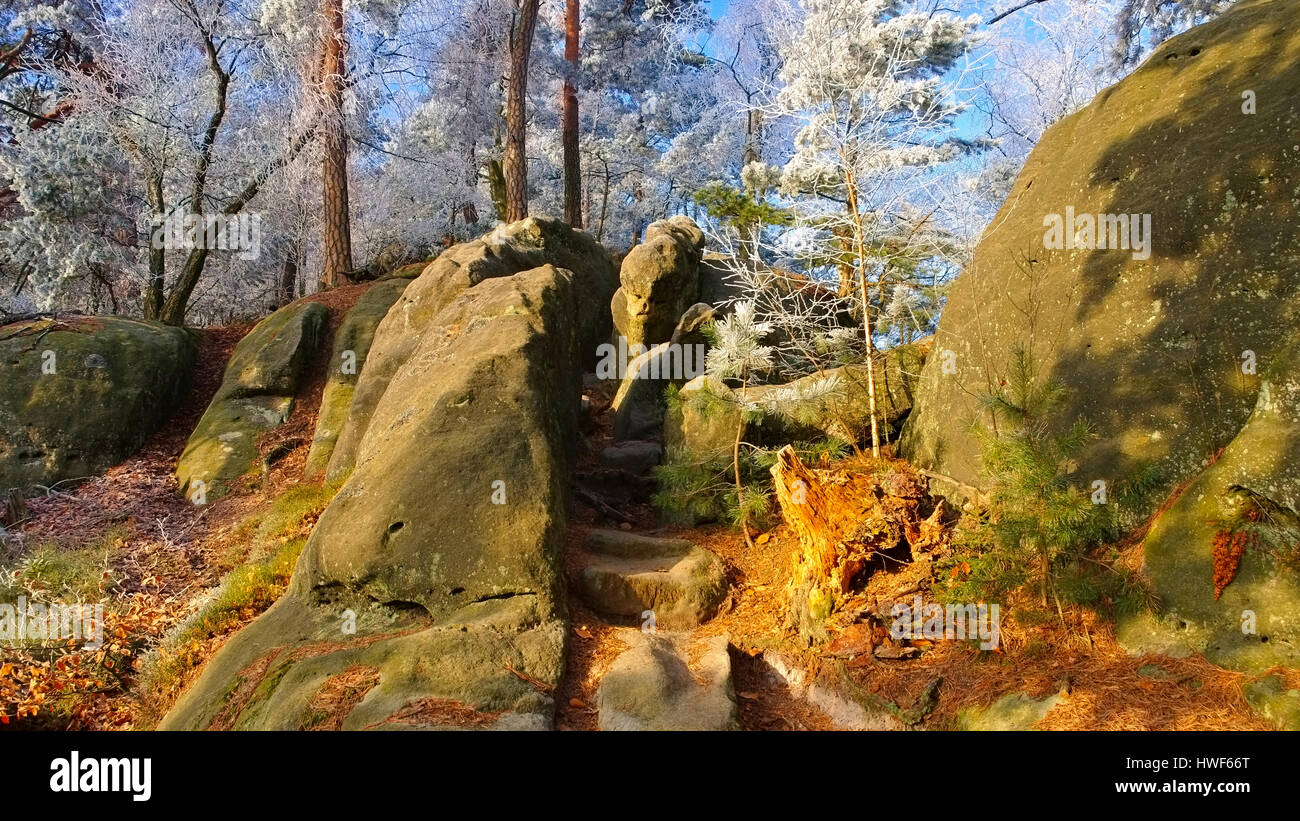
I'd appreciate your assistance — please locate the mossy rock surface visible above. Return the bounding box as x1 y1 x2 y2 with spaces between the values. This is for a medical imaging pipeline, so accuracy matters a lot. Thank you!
327 217 615 480
1243 674 1300 730
160 592 563 731
175 300 326 499
662 344 923 466
304 279 410 475
902 0 1300 519
1116 339 1300 671
0 316 195 490
295 265 581 616
956 692 1063 731
164 264 584 730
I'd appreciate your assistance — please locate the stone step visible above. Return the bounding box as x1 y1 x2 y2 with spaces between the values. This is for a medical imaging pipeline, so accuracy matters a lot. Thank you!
597 633 740 731
598 440 663 475
575 529 728 630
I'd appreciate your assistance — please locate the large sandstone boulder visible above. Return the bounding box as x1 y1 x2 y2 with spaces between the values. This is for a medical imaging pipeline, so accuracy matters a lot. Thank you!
303 278 410 476
327 218 615 481
0 316 195 491
163 264 583 731
611 215 705 350
902 0 1300 508
175 300 326 499
896 0 1300 672
295 265 580 612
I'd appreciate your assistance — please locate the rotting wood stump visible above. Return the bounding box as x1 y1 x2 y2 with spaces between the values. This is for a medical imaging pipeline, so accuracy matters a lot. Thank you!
771 446 950 641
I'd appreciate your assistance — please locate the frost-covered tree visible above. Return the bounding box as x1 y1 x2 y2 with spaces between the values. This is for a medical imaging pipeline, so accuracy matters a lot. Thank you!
1 0 321 322
1111 0 1236 67
716 0 977 457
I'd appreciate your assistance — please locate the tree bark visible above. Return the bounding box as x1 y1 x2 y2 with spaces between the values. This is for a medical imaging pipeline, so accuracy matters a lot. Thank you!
504 0 540 223
142 172 166 320
278 243 299 307
319 0 353 288
562 0 582 228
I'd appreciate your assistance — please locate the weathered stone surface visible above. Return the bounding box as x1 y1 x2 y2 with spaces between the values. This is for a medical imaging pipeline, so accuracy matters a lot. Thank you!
164 264 584 730
662 345 925 467
597 633 740 731
902 0 1300 513
956 692 1063 731
664 374 739 464
1116 339 1300 671
161 592 563 731
610 215 704 350
599 440 663 475
1243 674 1300 730
175 300 326 499
304 278 410 476
0 316 195 490
744 344 926 443
297 266 580 614
328 218 615 481
610 303 715 441
575 528 727 629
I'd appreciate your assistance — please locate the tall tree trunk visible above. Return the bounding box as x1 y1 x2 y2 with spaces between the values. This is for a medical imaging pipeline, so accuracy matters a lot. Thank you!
504 0 540 223
320 0 353 288
562 0 582 227
159 247 210 327
278 243 299 307
143 173 166 320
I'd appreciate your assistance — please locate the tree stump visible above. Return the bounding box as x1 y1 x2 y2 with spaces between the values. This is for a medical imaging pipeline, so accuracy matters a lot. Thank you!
771 446 945 641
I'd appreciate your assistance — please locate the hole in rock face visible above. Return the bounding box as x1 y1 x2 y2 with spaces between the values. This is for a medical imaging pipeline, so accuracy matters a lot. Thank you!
1188 47 1201 56
388 521 405 534
1260 635 1269 644
450 587 465 596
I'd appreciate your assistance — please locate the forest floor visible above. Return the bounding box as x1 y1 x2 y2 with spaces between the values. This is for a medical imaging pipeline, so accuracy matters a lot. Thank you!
556 379 1295 731
0 284 368 729
2 296 1294 729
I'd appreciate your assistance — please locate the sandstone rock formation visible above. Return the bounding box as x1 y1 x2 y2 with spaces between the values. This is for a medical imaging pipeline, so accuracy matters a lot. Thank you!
610 215 705 351
902 0 1300 504
0 316 195 491
326 217 615 482
899 0 1300 673
303 278 411 476
163 253 587 730
175 300 326 500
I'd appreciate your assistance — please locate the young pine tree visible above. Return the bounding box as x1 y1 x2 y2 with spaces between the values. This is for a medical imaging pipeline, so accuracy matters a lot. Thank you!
974 347 1110 607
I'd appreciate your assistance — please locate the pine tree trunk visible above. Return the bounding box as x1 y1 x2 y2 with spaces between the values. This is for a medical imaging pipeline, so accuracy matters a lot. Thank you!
320 0 353 288
562 0 582 228
504 0 540 223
